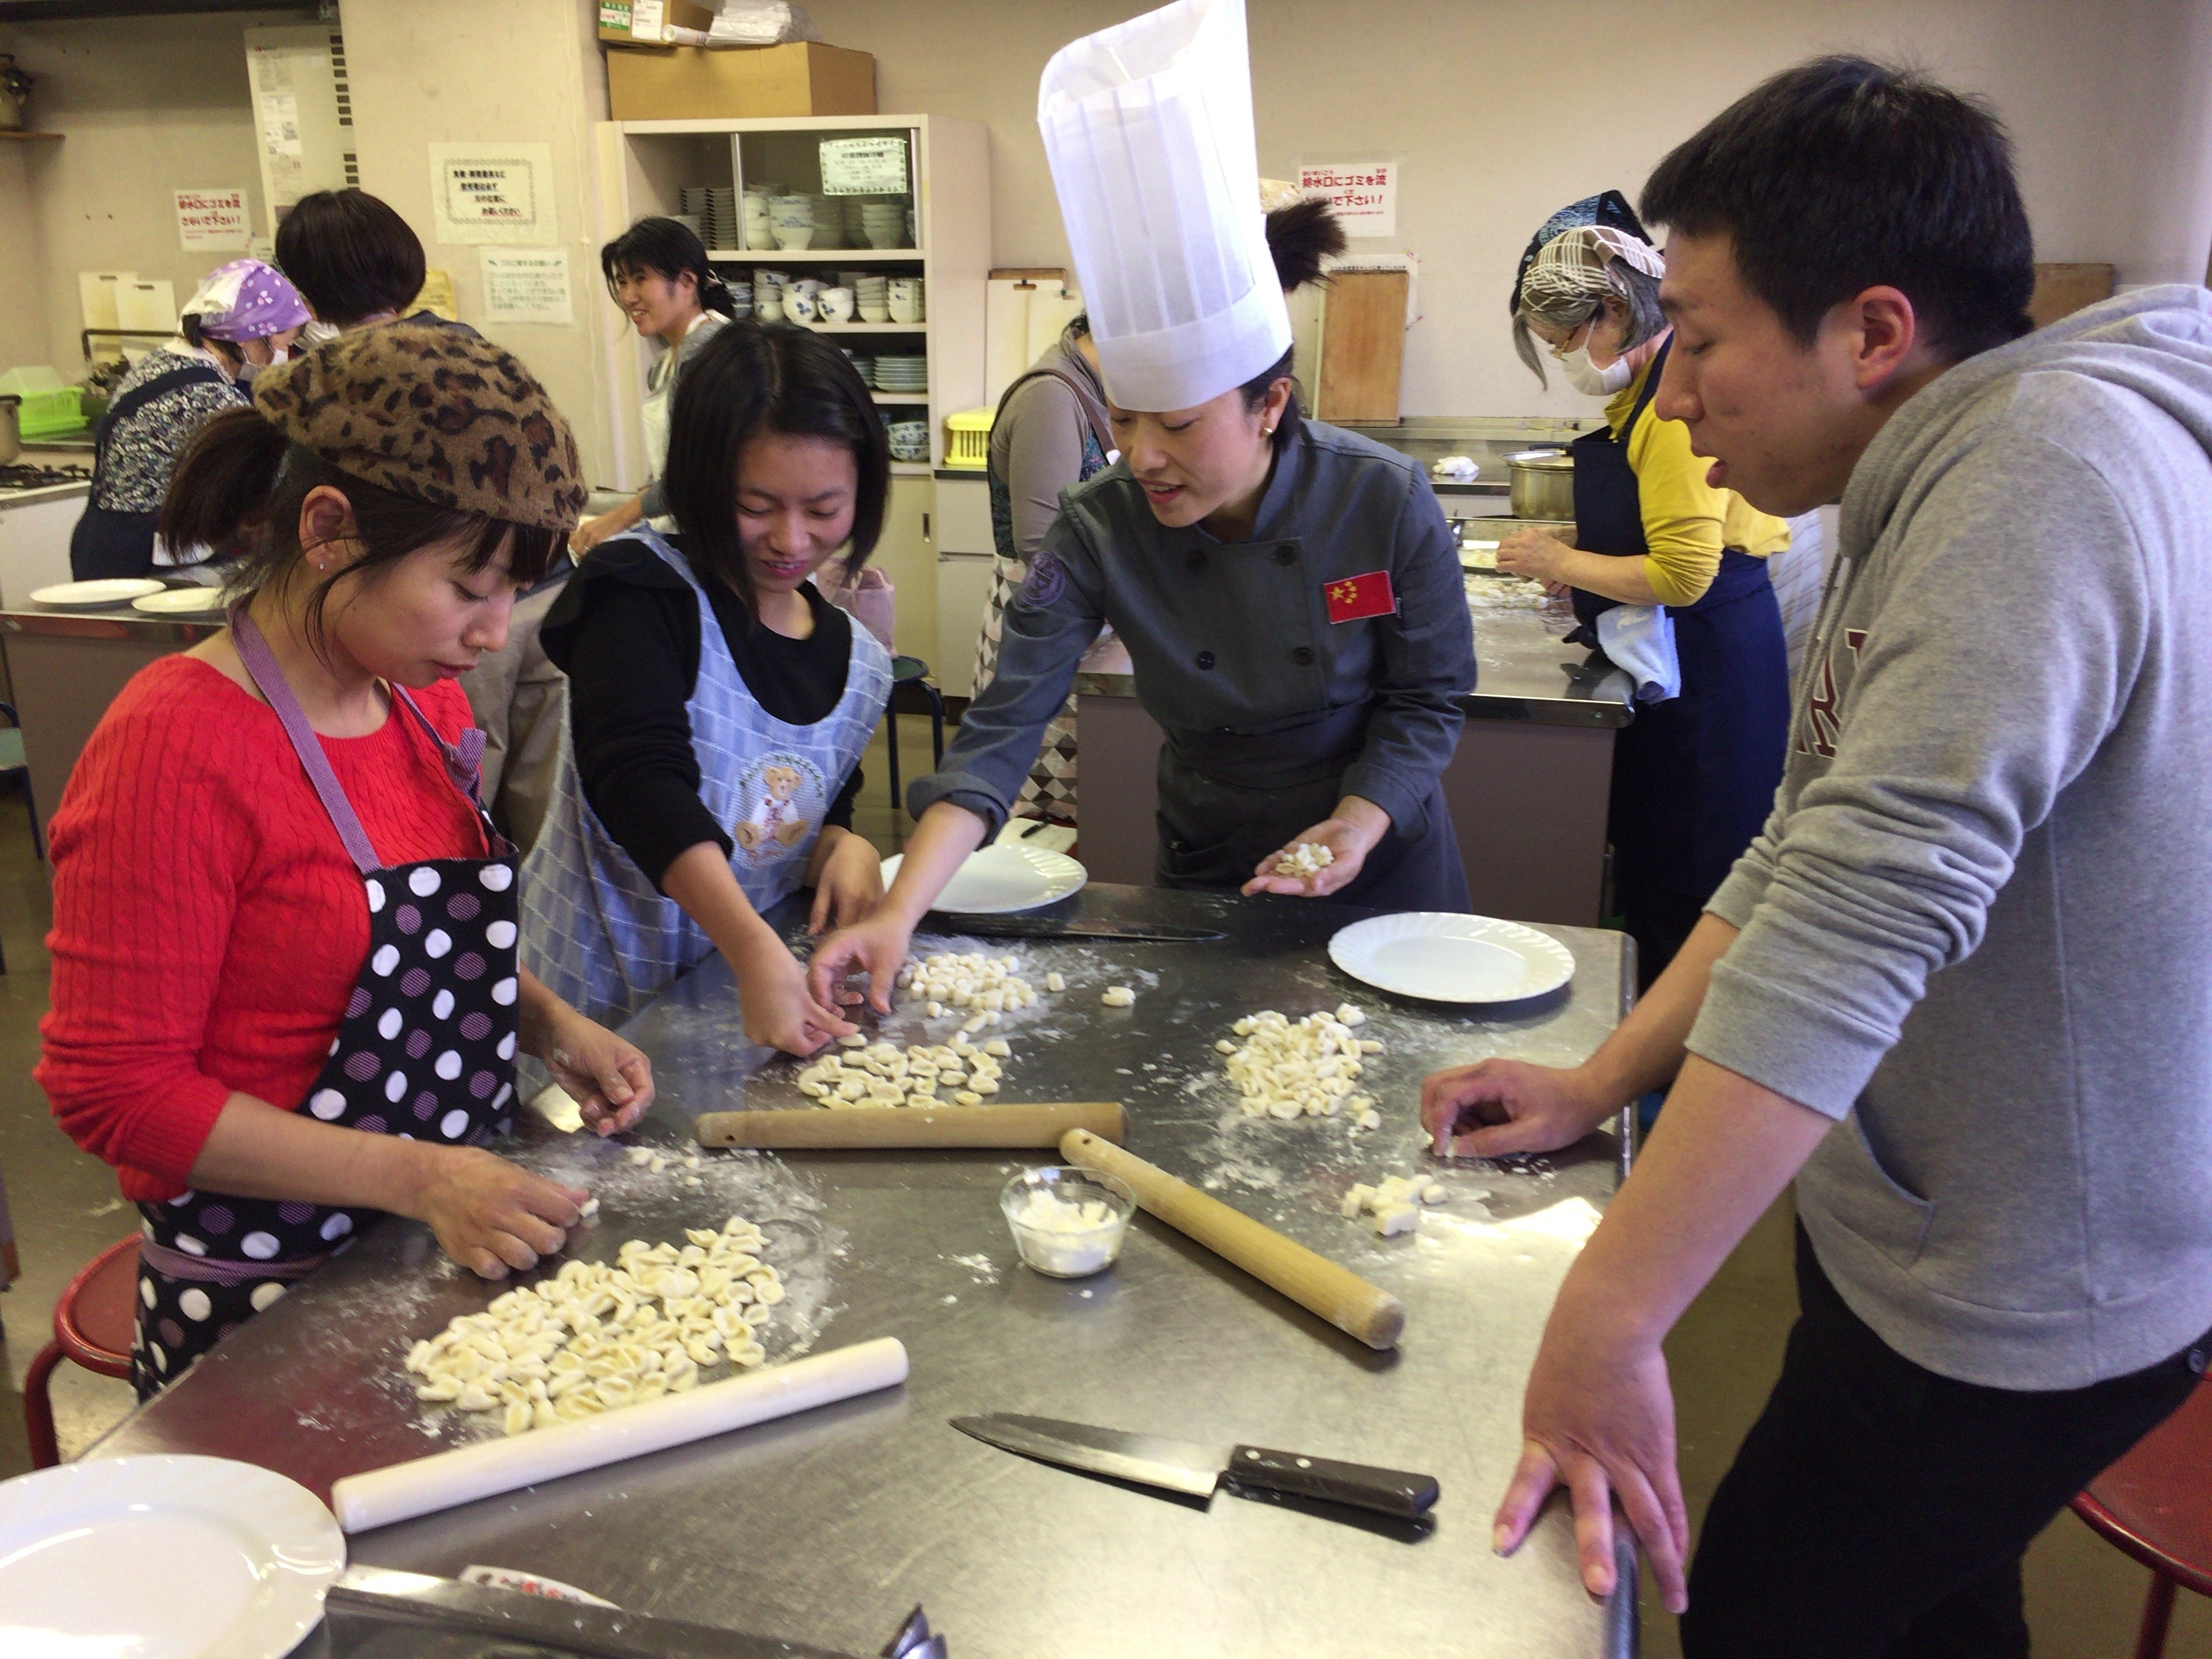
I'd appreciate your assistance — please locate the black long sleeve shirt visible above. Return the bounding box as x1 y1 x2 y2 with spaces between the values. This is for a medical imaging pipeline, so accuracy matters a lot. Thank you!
541 535 863 888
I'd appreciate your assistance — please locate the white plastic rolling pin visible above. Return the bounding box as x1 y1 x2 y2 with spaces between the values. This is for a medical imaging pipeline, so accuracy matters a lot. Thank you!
329 1336 909 1533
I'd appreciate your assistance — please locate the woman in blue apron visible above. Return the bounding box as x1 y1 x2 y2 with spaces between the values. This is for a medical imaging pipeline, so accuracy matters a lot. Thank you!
1498 198 1790 985
523 322 892 1058
70 260 308 580
38 327 653 1395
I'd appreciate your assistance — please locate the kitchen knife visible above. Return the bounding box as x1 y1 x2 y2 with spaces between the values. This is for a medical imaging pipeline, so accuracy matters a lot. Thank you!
922 914 1225 942
951 1412 1438 1521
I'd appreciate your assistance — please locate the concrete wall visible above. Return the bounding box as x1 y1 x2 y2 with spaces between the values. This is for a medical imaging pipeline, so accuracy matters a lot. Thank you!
0 12 272 376
801 0 2212 418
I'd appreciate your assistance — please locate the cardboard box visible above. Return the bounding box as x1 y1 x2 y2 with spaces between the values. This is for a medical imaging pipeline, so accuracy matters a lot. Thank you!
606 42 876 120
598 0 717 47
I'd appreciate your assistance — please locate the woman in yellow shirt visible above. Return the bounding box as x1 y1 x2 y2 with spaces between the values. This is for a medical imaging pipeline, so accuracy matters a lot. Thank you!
1498 194 1790 983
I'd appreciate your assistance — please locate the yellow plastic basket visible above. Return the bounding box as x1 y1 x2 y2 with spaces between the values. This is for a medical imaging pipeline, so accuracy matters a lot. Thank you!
942 407 994 470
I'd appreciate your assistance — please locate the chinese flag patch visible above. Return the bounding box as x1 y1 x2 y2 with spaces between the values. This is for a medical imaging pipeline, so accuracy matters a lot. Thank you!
1324 569 1396 624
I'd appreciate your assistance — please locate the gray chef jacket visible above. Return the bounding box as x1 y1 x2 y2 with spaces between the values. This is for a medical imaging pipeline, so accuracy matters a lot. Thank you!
912 415 1475 884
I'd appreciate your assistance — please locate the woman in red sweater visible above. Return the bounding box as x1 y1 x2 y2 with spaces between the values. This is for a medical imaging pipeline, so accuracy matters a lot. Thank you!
39 326 655 1397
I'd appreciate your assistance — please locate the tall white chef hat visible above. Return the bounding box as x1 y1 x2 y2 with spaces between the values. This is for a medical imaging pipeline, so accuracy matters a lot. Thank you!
1038 0 1292 413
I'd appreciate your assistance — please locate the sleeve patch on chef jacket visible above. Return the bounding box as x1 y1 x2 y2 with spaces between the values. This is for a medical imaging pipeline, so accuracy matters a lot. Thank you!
1016 550 1068 610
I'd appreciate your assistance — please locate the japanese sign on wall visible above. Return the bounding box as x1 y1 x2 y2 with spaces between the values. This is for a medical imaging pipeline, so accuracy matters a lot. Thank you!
819 135 910 196
174 188 251 251
479 247 573 325
1296 159 1398 239
430 142 559 245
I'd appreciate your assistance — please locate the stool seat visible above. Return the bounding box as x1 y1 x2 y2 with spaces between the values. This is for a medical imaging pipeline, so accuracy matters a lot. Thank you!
21 1235 139 1468
881 658 946 819
2070 1376 2212 1656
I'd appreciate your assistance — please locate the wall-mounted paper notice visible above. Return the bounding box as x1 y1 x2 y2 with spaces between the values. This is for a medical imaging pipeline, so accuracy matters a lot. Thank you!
1297 159 1399 239
411 269 459 323
479 248 573 325
175 188 251 251
430 142 559 246
820 135 909 196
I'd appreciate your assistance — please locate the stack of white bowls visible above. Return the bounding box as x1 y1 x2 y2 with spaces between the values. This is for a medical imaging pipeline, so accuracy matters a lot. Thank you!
862 199 909 249
853 272 890 323
741 187 777 249
887 276 926 324
754 273 784 321
724 276 754 320
808 193 844 249
769 195 813 250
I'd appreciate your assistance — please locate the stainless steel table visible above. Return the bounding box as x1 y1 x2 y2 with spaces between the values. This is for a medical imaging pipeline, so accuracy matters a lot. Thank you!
98 886 1637 1658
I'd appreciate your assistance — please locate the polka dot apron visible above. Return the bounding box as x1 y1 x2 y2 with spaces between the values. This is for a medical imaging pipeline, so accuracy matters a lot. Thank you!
131 609 521 1399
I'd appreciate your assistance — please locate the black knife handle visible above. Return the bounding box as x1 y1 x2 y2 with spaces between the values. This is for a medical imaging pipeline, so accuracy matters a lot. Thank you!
1223 1444 1439 1519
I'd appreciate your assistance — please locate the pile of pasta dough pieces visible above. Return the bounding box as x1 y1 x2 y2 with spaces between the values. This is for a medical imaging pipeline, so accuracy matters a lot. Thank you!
405 1213 783 1435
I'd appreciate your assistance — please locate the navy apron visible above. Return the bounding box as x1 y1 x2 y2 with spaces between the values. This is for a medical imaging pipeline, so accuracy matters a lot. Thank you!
1154 707 1472 912
130 608 521 1398
70 361 233 581
1570 337 1788 980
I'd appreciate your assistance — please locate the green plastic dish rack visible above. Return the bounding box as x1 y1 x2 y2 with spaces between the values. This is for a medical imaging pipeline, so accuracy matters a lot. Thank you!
16 387 85 441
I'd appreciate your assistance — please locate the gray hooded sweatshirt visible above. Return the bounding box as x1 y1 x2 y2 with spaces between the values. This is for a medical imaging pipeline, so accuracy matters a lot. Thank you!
1688 286 2212 1391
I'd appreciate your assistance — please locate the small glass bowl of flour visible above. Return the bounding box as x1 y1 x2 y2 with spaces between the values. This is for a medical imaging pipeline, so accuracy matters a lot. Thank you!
1000 1167 1136 1278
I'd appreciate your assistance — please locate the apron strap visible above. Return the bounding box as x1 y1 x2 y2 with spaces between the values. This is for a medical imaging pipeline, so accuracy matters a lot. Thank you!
1613 334 1673 447
230 605 384 875
230 606 501 872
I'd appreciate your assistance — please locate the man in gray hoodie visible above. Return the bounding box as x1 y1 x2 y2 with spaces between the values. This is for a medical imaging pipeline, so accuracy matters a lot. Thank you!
1423 56 2212 1655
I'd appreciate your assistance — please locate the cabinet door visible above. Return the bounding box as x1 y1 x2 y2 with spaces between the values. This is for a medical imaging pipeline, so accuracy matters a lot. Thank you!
869 476 936 663
934 474 992 554
935 552 996 698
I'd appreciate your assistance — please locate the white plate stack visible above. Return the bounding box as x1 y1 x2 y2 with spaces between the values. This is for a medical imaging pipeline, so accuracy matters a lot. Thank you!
705 186 736 250
873 354 927 395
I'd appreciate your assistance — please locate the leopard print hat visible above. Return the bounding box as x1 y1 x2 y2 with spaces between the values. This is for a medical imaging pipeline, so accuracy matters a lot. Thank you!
251 325 588 532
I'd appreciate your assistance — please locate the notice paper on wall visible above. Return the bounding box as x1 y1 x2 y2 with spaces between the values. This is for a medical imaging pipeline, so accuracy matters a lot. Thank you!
479 248 573 325
175 188 251 251
820 135 909 195
411 269 459 323
430 142 559 246
1297 159 1399 239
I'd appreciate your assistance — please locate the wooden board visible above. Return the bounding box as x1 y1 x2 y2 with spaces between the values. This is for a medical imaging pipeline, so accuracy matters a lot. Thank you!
2029 263 2116 329
1316 268 1408 425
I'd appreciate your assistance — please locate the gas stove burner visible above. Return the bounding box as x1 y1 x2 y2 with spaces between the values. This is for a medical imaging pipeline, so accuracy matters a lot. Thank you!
0 462 94 491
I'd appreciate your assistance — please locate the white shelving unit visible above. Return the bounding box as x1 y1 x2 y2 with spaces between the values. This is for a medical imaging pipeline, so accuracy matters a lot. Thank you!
594 113 991 664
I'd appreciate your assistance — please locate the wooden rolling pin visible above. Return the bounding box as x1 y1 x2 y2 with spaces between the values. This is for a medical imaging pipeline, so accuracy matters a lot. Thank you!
696 1102 1126 1150
1061 1128 1406 1351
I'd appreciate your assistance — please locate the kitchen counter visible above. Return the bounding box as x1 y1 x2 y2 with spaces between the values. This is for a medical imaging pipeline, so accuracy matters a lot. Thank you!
1073 577 1631 923
98 883 1637 1659
0 593 226 841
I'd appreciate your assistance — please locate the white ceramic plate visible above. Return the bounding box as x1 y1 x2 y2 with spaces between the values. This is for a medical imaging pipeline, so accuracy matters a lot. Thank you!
882 843 1087 915
1328 912 1576 1004
29 578 166 610
0 1453 345 1658
132 587 230 615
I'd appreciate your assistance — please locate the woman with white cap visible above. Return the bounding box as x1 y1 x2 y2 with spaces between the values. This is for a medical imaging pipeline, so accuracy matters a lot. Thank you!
69 258 309 579
809 0 1476 1011
1496 193 1790 984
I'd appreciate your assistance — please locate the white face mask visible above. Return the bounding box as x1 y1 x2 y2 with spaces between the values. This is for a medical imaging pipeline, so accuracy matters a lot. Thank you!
1554 340 1633 397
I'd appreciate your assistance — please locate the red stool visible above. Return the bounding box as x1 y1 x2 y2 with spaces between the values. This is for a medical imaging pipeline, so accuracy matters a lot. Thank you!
2070 1378 2212 1658
22 1237 139 1469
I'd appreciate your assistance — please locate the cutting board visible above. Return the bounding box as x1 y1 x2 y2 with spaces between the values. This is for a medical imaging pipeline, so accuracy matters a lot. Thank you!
986 268 1078 407
1316 268 1408 425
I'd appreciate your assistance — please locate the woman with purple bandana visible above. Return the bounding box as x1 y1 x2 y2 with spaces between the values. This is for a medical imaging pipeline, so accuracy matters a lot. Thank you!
70 258 310 579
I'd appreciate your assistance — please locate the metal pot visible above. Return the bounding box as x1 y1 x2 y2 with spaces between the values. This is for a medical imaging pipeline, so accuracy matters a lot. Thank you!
0 396 21 466
1507 448 1575 522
